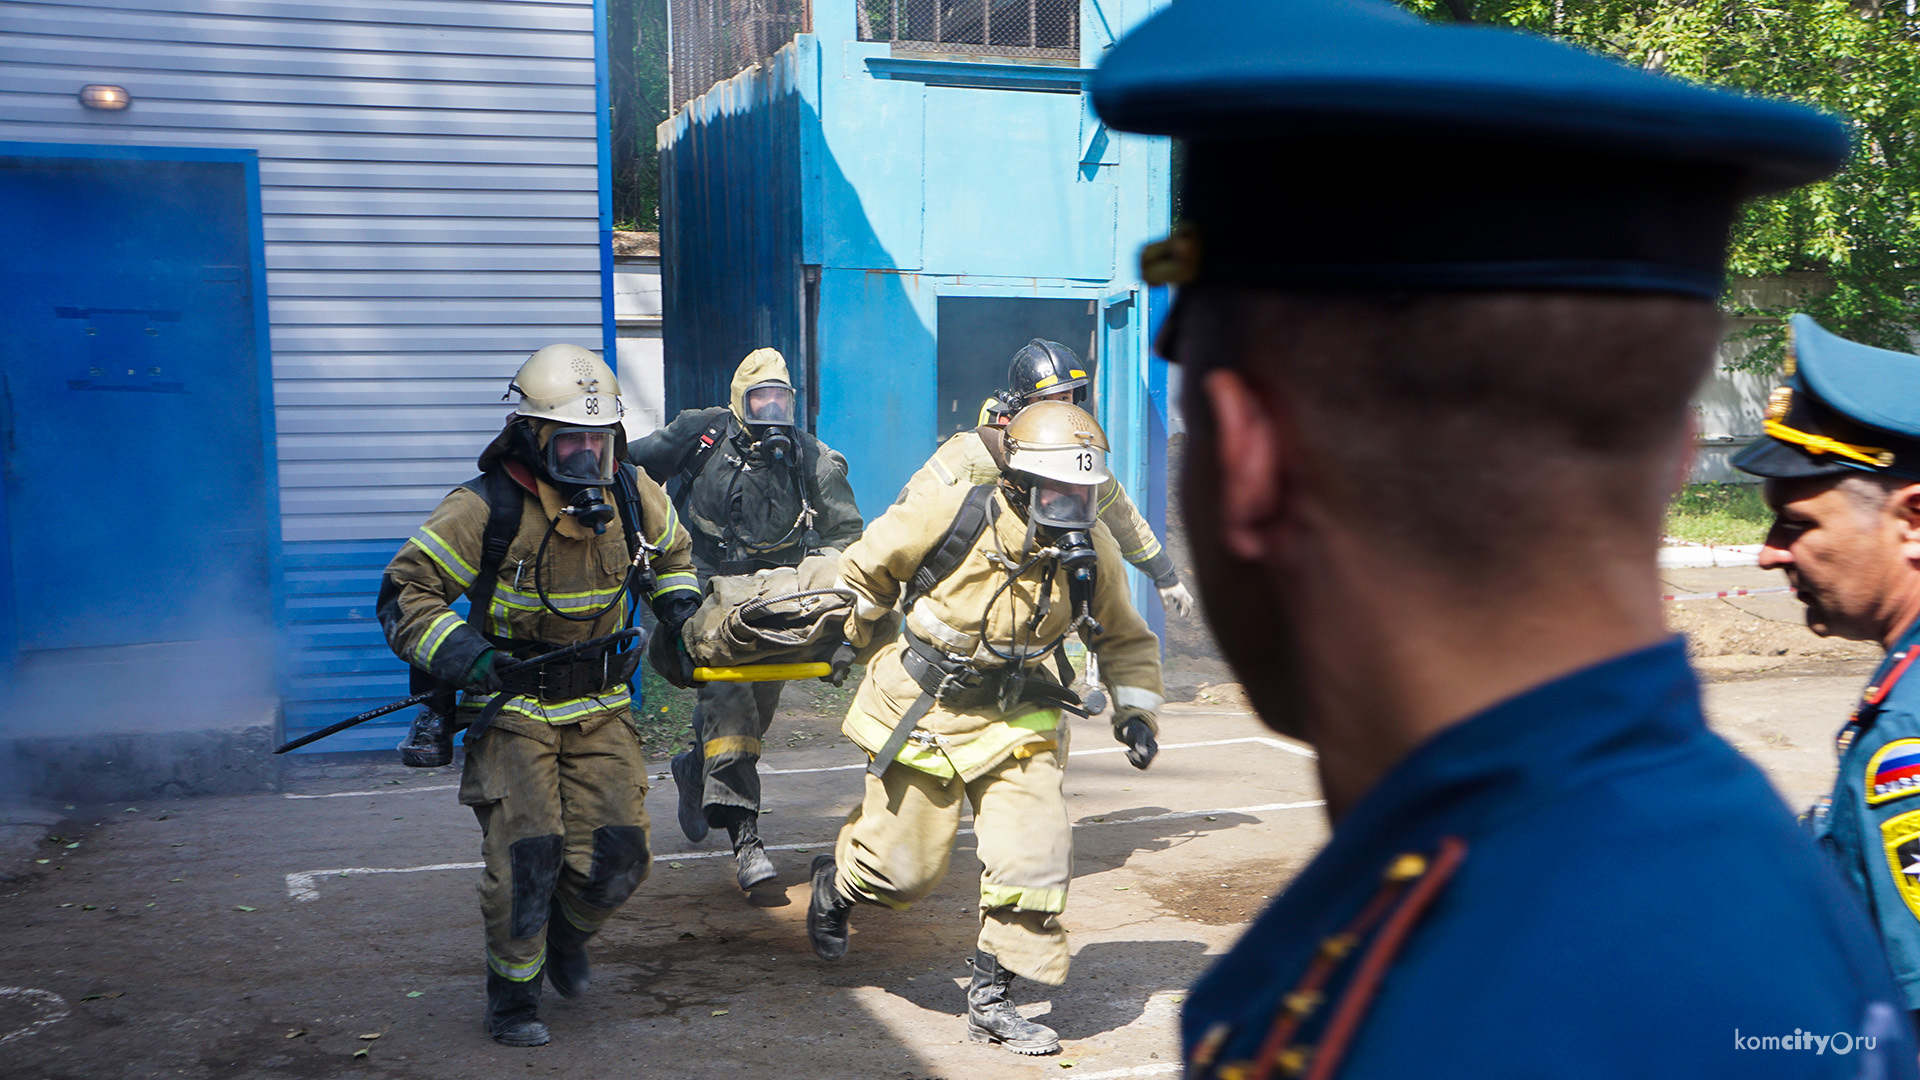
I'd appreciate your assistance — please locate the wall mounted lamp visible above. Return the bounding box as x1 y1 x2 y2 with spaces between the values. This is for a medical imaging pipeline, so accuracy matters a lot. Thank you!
78 85 131 111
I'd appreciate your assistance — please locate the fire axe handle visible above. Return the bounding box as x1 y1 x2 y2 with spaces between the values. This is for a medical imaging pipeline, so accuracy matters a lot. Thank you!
273 627 646 755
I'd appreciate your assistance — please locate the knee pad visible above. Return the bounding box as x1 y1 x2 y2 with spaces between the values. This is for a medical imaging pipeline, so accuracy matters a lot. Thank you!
577 824 650 909
508 833 565 940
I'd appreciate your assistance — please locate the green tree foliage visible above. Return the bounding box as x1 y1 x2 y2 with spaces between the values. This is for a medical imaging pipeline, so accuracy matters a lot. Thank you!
610 0 670 230
1399 0 1920 364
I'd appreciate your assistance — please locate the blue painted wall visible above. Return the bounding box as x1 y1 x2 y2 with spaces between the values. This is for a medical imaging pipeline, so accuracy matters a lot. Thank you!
660 0 1172 552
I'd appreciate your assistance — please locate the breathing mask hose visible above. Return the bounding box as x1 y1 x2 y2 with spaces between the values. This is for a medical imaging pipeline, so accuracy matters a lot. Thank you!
532 512 640 623
718 440 811 559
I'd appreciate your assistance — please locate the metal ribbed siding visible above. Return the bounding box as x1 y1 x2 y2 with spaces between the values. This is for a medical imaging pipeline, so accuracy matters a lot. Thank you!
0 0 608 749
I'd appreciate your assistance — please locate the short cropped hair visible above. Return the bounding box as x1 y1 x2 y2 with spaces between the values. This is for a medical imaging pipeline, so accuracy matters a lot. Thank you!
1179 288 1722 572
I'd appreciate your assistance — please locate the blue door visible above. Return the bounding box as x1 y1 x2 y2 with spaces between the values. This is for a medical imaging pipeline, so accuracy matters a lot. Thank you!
0 148 276 689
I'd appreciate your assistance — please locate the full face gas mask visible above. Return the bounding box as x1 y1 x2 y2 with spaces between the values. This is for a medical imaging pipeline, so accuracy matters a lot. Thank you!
741 382 798 464
545 425 619 533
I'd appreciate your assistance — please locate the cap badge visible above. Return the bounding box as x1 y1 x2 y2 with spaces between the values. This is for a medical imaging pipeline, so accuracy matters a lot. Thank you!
1765 387 1793 423
1140 223 1201 287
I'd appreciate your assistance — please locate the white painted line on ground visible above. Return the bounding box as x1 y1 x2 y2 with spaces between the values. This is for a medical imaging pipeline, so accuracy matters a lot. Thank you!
0 987 70 1045
284 737 1316 799
285 798 1323 902
286 861 485 902
1068 1065 1181 1079
761 735 1314 776
284 784 458 800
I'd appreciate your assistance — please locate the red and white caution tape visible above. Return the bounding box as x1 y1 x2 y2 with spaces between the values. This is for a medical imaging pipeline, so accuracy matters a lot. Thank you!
1661 586 1795 603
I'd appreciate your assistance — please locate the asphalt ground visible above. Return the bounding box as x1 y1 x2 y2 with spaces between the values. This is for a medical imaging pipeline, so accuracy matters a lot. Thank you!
0 705 1334 1080
0 563 1881 1080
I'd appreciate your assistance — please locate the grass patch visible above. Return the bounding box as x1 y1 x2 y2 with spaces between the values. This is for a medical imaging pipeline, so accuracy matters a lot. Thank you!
1664 482 1772 546
629 663 864 759
633 666 696 760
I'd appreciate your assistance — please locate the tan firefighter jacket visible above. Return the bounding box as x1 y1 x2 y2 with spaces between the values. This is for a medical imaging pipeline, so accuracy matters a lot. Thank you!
379 463 697 738
839 479 1164 782
901 427 1180 587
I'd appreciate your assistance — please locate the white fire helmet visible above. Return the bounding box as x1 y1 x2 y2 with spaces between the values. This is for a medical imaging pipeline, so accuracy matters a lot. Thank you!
511 344 627 426
1004 400 1111 530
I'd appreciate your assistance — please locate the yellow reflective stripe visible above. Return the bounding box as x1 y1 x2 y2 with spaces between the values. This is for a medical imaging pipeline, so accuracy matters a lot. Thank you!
1011 737 1058 759
938 711 1060 777
1764 418 1896 469
1034 374 1059 389
650 571 699 600
407 527 478 589
554 895 598 933
1119 536 1163 561
1006 708 1061 734
652 502 682 549
978 883 1067 913
462 689 632 724
844 865 915 910
489 946 546 982
491 581 627 614
1068 369 1085 378
704 735 762 758
414 611 467 668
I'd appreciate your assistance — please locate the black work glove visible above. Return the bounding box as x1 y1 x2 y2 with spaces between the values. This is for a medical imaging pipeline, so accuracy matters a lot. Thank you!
648 626 698 688
465 649 505 693
822 640 858 687
1115 711 1158 770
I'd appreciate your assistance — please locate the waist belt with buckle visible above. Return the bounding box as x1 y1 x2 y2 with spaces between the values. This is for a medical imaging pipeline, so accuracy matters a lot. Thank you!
497 651 641 702
868 630 1087 779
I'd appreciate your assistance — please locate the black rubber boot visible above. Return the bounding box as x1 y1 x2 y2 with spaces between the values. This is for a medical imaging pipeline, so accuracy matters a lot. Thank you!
396 706 455 768
727 813 778 890
965 950 1060 1055
545 901 593 999
670 749 710 843
807 854 853 961
485 969 550 1047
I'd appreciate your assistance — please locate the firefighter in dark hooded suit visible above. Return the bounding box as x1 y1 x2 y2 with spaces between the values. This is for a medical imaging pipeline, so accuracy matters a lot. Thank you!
626 348 864 890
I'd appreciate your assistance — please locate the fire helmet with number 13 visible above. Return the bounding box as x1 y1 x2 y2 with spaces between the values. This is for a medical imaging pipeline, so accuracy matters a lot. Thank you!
509 343 628 487
1003 400 1111 531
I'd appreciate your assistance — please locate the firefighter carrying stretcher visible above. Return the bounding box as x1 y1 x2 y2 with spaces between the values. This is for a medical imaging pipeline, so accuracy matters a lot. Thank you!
805 400 1165 1056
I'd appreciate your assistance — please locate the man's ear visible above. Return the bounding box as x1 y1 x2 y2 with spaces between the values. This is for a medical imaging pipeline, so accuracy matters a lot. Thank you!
1201 368 1285 563
1895 483 1920 561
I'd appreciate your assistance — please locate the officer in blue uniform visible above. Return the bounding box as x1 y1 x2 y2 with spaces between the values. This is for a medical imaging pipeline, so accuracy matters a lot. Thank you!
1735 315 1920 1020
1092 0 1920 1076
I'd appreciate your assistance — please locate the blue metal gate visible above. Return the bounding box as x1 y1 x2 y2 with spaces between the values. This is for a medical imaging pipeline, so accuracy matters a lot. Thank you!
0 144 279 706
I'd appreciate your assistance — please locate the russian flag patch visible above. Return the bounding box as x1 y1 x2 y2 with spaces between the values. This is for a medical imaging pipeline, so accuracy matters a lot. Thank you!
1867 739 1920 806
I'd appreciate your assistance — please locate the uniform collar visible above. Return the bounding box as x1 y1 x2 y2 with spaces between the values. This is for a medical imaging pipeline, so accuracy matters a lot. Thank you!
1189 638 1703 1030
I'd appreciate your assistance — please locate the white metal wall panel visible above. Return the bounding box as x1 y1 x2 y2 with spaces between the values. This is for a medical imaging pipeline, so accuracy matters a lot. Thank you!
0 0 606 543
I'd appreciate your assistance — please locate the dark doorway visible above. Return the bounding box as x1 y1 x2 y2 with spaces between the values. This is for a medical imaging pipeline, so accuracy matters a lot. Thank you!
934 295 1096 447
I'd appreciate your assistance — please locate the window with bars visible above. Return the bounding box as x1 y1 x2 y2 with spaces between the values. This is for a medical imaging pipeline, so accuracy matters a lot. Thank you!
857 0 1080 60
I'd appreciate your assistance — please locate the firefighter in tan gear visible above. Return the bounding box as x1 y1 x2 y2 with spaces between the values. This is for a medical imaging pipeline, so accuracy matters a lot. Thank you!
378 345 700 1048
916 339 1197 618
806 401 1165 1056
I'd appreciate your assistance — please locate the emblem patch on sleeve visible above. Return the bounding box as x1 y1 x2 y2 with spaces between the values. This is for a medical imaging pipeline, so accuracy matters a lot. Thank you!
1866 739 1920 806
1883 809 1920 921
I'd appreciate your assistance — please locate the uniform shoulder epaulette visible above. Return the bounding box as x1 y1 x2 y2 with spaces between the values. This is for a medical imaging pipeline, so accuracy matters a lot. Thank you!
1191 836 1467 1080
1865 645 1920 707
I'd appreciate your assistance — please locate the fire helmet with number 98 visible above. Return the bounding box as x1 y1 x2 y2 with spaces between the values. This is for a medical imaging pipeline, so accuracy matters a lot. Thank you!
1003 400 1111 530
508 344 628 487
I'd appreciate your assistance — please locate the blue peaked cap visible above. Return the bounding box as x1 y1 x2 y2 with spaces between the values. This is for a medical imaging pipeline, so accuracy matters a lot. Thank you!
1092 0 1851 298
1734 315 1920 482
